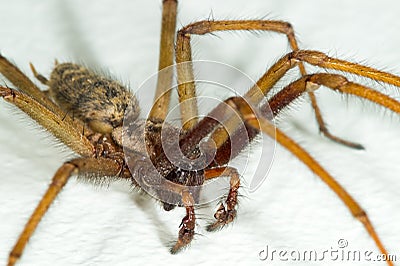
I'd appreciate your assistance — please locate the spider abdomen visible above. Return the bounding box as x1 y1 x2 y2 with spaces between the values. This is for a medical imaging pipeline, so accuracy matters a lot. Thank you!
48 63 139 133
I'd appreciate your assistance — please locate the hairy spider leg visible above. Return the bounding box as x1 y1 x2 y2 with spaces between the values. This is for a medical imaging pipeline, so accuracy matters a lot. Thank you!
0 86 93 156
171 49 400 265
149 0 177 121
173 19 364 150
6 158 123 266
224 96 398 266
0 55 94 138
203 167 240 231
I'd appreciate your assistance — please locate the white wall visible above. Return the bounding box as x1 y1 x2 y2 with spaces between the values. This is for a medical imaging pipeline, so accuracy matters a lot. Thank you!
0 1 399 265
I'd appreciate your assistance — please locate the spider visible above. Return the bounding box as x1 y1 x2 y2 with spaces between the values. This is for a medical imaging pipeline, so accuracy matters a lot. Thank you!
0 0 400 266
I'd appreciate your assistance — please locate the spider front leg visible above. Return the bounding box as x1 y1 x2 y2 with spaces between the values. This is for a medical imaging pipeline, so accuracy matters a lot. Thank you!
170 191 196 254
0 86 94 156
0 54 51 109
204 167 240 232
7 158 123 266
0 54 89 136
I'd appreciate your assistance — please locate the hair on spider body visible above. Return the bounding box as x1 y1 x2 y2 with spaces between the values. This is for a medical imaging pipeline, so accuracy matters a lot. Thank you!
47 62 140 134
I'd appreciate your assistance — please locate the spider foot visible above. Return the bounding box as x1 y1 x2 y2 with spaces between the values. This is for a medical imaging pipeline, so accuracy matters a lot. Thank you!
170 207 195 254
320 126 365 150
206 203 237 232
331 137 364 150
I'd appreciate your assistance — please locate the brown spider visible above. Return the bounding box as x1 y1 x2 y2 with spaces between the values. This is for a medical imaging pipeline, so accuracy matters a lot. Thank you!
0 0 400 266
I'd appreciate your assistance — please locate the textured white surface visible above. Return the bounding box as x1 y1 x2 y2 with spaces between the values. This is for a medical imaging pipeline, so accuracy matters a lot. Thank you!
0 0 399 265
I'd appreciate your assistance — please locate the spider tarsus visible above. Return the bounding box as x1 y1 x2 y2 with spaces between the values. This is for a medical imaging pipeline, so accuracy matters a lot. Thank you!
170 244 184 254
170 241 187 254
322 130 365 150
206 203 237 232
349 143 365 150
206 222 224 232
171 207 195 254
170 227 194 254
332 138 365 150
